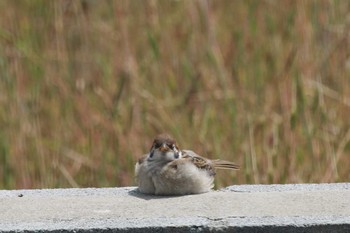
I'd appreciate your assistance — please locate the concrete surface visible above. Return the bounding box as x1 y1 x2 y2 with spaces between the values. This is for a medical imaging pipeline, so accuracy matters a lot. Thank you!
0 183 349 232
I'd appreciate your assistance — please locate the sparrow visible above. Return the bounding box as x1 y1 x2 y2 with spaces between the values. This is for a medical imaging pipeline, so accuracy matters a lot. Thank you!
135 133 239 195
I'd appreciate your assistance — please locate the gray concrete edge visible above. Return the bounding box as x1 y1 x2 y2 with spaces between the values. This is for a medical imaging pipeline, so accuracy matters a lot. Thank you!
0 183 349 232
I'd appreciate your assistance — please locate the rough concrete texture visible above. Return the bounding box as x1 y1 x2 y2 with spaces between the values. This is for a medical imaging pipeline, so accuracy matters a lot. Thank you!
0 183 349 232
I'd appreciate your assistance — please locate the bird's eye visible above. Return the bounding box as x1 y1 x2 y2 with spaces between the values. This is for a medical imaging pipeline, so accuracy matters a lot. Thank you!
168 144 175 150
154 143 161 148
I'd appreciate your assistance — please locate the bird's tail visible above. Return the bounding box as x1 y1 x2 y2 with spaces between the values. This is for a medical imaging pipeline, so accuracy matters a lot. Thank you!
212 160 240 170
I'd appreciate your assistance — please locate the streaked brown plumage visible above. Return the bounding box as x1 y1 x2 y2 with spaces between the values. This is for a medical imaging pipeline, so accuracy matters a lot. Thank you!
181 149 240 176
135 134 239 195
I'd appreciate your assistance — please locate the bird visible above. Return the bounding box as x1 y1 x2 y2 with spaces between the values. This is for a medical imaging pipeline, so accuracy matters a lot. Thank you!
135 133 239 195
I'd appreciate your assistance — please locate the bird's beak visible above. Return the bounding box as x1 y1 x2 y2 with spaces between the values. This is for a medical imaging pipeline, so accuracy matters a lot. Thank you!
159 143 169 152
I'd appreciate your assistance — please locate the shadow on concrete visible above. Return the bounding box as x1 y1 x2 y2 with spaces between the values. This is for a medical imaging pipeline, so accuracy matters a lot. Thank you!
127 188 195 200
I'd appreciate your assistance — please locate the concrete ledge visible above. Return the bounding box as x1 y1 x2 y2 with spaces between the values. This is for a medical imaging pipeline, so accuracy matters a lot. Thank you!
0 183 349 232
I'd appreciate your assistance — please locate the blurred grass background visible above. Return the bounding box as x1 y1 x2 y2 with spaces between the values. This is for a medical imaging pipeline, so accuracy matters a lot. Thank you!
0 0 349 190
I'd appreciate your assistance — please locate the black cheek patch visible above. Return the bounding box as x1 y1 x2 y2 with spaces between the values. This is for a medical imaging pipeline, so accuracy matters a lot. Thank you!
174 152 180 159
149 151 154 158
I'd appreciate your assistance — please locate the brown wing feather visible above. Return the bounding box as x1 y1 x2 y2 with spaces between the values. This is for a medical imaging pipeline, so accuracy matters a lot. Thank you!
182 153 216 175
137 154 148 164
182 150 239 174
211 160 240 170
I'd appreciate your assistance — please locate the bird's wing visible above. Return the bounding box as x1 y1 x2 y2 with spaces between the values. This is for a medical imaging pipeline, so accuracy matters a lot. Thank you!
137 154 148 165
181 150 216 175
182 150 239 171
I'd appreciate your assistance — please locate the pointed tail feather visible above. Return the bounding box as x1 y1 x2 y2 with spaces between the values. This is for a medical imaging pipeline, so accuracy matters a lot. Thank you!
212 160 240 170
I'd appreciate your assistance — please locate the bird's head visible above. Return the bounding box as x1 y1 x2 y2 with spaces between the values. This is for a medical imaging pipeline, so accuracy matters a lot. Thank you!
148 133 182 162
